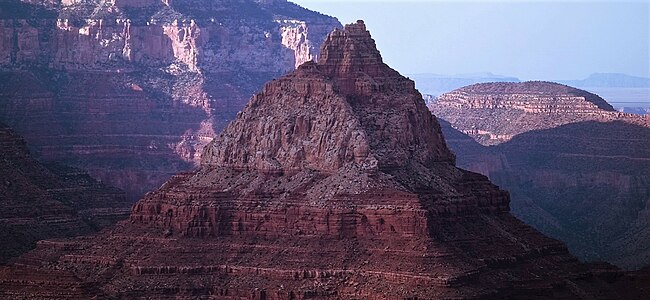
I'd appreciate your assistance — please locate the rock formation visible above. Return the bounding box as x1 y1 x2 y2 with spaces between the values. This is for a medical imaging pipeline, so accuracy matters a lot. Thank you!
1 21 647 299
430 81 650 145
0 0 341 199
0 122 130 264
431 82 650 269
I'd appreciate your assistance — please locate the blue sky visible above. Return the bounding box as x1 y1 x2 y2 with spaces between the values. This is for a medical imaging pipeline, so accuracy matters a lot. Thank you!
291 0 650 80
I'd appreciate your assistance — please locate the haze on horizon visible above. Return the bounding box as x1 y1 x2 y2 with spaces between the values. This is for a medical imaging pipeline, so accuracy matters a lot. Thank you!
291 0 650 81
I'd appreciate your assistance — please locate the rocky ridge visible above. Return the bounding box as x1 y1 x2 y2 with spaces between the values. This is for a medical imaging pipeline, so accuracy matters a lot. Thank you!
0 122 130 264
0 21 647 299
430 81 649 145
0 0 341 198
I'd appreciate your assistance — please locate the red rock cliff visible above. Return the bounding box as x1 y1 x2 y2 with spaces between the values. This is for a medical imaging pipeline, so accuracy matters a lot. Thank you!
0 21 645 299
0 0 341 199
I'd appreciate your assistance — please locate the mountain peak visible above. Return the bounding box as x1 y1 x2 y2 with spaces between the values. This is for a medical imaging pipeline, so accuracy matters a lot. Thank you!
317 19 386 79
202 21 455 173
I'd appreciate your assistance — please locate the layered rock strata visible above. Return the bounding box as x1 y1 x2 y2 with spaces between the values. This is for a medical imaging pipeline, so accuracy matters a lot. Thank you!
430 81 649 145
0 0 341 199
431 82 650 269
0 122 130 264
0 21 647 299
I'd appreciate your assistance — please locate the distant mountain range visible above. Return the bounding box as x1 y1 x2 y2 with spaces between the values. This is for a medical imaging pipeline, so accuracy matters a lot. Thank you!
562 74 650 112
558 73 650 88
411 72 650 97
408 72 520 96
618 107 650 115
412 72 650 112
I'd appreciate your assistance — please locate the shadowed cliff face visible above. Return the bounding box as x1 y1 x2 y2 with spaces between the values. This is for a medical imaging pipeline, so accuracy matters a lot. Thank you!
436 95 650 270
0 0 341 199
0 21 647 299
0 122 130 264
430 82 650 269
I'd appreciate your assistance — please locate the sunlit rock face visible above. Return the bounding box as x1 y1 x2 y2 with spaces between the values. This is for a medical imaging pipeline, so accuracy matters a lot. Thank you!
0 21 647 300
0 0 340 199
430 81 625 145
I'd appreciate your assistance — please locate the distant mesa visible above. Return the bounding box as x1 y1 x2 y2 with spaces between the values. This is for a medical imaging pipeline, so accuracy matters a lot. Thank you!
409 72 520 96
559 73 650 88
429 81 650 145
1 21 647 299
442 81 615 111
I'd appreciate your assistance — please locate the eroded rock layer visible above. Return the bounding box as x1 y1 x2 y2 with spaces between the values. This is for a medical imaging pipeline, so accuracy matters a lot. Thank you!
0 122 130 264
1 21 647 299
431 82 650 270
0 0 341 199
430 81 650 145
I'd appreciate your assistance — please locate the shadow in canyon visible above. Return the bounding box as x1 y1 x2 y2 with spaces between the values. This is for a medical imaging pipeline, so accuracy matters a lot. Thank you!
440 119 650 269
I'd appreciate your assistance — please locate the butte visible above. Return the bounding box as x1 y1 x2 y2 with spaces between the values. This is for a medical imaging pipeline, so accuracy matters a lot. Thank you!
1 21 646 299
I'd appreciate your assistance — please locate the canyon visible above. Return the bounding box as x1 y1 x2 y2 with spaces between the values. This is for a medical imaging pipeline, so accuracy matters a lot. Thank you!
1 21 648 299
0 0 340 199
430 82 650 270
0 122 130 264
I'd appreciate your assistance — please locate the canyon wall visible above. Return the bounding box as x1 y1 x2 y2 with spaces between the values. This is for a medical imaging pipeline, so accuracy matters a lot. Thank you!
0 0 341 199
0 122 130 264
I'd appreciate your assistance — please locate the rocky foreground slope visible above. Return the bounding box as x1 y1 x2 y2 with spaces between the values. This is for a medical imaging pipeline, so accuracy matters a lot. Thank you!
0 0 340 198
1 21 648 299
0 122 130 264
431 82 650 270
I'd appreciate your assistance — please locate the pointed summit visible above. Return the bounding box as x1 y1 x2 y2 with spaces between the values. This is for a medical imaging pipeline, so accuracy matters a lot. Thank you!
202 20 455 173
317 20 385 77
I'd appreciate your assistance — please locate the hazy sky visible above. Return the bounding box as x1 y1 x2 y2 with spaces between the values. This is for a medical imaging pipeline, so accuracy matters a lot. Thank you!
291 0 650 80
